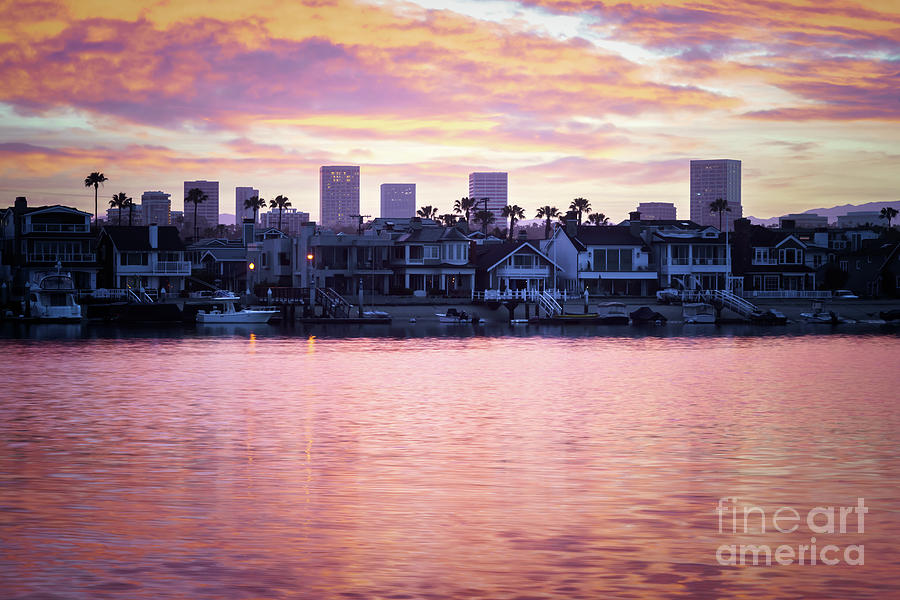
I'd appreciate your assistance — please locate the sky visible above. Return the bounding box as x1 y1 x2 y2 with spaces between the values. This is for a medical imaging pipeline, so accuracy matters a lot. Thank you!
0 0 897 223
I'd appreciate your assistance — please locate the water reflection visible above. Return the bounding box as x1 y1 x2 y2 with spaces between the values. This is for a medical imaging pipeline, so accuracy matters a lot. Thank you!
1 334 898 599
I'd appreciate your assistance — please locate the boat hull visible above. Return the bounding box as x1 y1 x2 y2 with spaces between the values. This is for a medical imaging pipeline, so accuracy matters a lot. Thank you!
197 310 276 324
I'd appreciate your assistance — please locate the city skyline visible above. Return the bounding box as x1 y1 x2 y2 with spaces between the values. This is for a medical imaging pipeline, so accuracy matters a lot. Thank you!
0 1 896 223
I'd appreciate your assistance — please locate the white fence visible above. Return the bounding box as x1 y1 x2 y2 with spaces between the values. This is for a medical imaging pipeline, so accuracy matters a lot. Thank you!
743 290 832 299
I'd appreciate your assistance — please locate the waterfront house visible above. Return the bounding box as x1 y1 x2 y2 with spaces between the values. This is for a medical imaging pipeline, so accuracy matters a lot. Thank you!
731 219 818 295
97 225 189 293
643 219 730 291
473 241 560 292
390 223 475 295
0 197 98 291
308 231 394 294
840 241 900 297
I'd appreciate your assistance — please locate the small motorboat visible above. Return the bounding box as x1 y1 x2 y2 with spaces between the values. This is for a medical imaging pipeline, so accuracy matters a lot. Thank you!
799 311 853 324
879 309 900 322
683 302 716 324
630 306 667 324
197 298 277 324
749 308 787 325
596 302 630 324
436 307 481 324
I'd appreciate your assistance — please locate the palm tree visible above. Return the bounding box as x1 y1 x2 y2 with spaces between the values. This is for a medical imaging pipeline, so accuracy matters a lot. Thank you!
569 197 592 225
474 209 495 235
123 196 135 226
108 192 128 225
709 198 731 231
438 213 458 227
453 197 477 222
417 205 439 220
185 187 208 241
586 212 609 226
536 205 561 239
244 195 266 224
269 195 291 231
84 172 108 226
501 204 526 239
880 206 898 229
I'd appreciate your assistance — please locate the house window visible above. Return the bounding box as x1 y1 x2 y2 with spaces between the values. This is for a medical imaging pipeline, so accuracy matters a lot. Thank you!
752 275 763 290
261 253 268 267
840 260 848 272
512 254 534 268
764 275 779 291
779 248 801 264
409 246 423 260
120 252 148 266
753 248 768 264
425 246 439 259
592 249 633 271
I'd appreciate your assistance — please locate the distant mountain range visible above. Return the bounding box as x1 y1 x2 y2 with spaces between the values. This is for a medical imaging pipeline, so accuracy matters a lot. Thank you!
747 200 900 227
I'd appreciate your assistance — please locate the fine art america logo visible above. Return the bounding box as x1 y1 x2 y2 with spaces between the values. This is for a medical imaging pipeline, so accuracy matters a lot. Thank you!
715 497 867 566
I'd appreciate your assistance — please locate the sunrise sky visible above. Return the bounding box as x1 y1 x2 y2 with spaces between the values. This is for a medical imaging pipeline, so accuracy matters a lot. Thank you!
1 0 897 222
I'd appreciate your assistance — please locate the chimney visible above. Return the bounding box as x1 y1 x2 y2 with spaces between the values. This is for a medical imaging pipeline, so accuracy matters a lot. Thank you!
565 210 577 238
148 224 158 249
14 196 27 211
242 217 255 247
629 211 642 238
410 217 423 231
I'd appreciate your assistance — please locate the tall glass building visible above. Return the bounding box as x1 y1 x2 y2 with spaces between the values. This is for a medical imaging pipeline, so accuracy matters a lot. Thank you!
320 166 360 227
689 160 741 231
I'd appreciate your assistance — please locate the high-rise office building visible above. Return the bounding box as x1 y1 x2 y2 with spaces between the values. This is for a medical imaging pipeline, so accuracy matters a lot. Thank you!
320 166 360 227
380 183 416 218
141 191 171 225
235 186 260 223
106 204 143 226
636 202 677 221
468 172 508 223
690 159 742 231
183 180 219 230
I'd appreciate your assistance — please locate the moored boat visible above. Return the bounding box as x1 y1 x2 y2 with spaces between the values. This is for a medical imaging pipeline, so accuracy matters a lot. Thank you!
436 308 481 324
629 306 667 324
27 268 82 322
595 302 629 324
197 298 277 324
682 302 716 324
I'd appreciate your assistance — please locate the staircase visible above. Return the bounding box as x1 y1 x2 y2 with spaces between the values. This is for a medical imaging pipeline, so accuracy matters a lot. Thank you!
697 289 761 318
538 290 563 317
316 287 353 318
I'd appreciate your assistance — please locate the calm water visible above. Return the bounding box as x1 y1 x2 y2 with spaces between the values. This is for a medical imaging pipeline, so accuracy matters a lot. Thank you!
2 327 900 599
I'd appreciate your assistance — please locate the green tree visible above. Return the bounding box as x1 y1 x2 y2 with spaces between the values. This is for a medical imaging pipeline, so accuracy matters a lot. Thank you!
536 205 561 239
586 212 609 226
438 213 458 227
474 209 496 235
501 204 526 240
269 195 291 231
244 195 266 224
185 187 208 241
417 205 439 219
453 197 477 222
84 172 108 226
569 197 591 225
709 198 731 231
881 206 898 229
108 192 128 225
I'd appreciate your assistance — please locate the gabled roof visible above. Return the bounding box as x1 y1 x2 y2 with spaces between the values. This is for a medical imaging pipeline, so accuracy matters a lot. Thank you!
101 226 185 251
474 241 561 271
23 205 92 218
748 225 807 248
396 227 470 243
198 248 247 262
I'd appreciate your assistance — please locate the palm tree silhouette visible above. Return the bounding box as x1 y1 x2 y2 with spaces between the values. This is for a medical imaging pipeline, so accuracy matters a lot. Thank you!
536 205 561 239
438 214 458 227
108 192 128 225
880 206 898 229
453 197 477 223
586 212 609 226
569 197 591 225
417 205 439 219
244 195 266 224
185 187 208 241
474 209 495 235
269 195 291 231
501 204 525 239
84 172 108 226
709 198 731 231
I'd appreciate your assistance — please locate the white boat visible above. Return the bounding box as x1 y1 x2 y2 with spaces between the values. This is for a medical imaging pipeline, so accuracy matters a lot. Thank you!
682 302 716 324
27 267 82 322
197 298 277 324
436 308 481 324
800 311 854 324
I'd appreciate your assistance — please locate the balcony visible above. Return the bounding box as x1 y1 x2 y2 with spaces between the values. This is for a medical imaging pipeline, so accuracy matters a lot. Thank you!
119 261 191 275
25 223 90 234
28 252 96 263
752 259 778 265
692 258 727 265
496 266 549 278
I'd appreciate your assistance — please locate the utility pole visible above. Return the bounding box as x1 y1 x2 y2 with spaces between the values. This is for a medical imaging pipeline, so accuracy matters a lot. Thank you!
349 214 370 235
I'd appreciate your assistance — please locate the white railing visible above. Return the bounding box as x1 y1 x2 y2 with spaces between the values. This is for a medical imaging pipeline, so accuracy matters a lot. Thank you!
154 261 191 274
744 290 832 299
471 289 566 302
538 290 563 316
692 258 727 265
28 252 96 263
26 223 90 233
752 259 779 266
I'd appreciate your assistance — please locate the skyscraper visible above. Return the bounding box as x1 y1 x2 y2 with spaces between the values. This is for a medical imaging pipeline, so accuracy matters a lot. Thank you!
689 160 742 231
183 180 219 230
468 172 508 223
320 166 360 227
637 202 677 221
235 186 260 223
141 191 171 225
380 183 416 218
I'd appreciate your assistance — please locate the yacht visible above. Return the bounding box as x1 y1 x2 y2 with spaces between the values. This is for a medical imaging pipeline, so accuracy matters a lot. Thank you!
27 267 82 322
196 298 277 324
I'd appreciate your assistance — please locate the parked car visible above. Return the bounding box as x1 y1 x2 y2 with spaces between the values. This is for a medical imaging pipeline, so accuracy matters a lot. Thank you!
833 290 859 299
